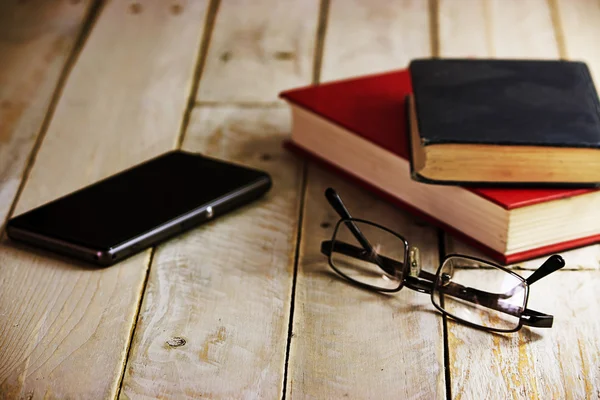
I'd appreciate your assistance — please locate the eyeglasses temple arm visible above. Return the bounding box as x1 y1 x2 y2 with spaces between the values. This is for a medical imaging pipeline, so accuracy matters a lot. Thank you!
325 187 352 219
325 188 374 253
521 309 553 328
321 240 396 276
524 254 565 286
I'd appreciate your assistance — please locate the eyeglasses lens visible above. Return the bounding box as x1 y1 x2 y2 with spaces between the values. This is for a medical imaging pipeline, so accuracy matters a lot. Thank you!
330 220 405 291
432 256 527 330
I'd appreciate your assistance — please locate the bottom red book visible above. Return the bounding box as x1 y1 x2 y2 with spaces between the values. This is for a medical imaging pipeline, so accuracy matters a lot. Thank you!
279 69 600 264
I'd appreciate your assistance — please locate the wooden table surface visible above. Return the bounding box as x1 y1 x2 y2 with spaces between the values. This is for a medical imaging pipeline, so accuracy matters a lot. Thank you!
1 0 600 398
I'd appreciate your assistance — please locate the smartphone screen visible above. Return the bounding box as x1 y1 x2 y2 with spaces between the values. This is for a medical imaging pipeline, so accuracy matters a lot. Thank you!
8 151 270 258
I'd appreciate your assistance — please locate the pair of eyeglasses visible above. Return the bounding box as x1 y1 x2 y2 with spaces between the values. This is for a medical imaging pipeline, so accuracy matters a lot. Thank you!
320 188 565 333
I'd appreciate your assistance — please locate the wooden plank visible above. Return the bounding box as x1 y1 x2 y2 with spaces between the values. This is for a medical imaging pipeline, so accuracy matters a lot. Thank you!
120 106 303 399
0 1 208 398
196 0 320 103
489 0 558 58
439 0 600 270
438 0 489 57
321 0 432 80
439 0 558 59
556 0 600 82
287 1 446 398
446 270 600 399
439 1 600 398
0 0 92 229
121 0 317 396
288 172 446 399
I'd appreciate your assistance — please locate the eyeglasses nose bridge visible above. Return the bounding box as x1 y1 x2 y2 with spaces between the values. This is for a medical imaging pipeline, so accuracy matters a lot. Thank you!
408 246 421 277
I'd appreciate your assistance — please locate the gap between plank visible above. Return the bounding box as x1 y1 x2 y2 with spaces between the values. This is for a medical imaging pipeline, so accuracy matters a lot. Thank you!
429 1 450 396
116 0 221 397
193 101 285 108
115 247 156 400
0 0 105 236
281 1 330 398
175 0 221 149
547 0 567 59
280 162 307 400
482 0 495 57
312 0 330 85
438 229 452 400
428 0 440 57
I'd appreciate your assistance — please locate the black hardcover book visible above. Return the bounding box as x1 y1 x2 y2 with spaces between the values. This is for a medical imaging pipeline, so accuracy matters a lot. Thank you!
408 58 600 186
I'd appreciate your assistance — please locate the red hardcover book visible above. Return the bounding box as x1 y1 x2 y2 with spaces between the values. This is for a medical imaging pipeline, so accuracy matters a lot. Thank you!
279 69 600 264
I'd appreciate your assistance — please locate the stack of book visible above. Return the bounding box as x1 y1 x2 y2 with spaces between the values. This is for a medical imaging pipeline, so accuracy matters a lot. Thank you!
280 59 600 264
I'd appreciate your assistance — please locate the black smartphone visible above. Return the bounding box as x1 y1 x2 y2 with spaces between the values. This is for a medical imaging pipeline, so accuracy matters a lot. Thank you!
6 150 272 266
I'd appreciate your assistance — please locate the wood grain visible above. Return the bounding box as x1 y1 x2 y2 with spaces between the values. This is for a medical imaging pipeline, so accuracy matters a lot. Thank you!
487 0 558 59
438 0 489 57
439 0 558 59
439 0 600 271
447 270 600 399
196 0 320 103
439 1 600 398
321 0 431 81
286 2 446 398
0 0 92 229
0 1 208 398
121 1 315 397
2 0 597 397
120 106 303 399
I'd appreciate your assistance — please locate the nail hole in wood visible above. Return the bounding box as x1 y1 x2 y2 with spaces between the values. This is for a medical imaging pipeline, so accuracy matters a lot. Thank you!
260 154 272 161
220 51 232 62
167 337 186 347
274 51 294 60
320 222 331 229
129 3 142 14
171 3 182 14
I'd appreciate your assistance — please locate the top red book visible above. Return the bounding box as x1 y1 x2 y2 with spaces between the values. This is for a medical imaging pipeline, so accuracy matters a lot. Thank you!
280 69 600 264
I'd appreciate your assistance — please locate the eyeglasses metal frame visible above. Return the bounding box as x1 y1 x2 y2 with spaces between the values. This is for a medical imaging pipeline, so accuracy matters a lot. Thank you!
320 188 565 333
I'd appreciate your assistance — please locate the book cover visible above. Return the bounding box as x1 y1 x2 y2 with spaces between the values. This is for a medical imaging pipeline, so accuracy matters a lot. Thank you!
280 69 600 264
